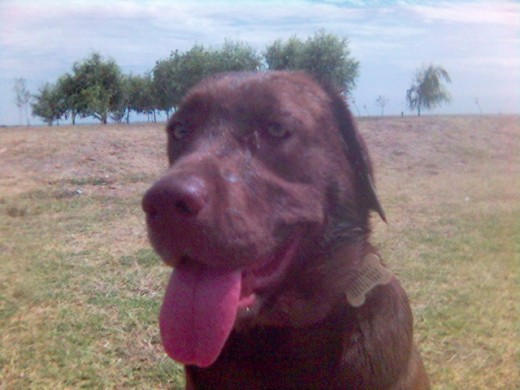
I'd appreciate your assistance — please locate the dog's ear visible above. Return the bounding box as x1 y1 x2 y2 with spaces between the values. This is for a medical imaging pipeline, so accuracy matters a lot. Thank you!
326 87 387 223
364 164 387 223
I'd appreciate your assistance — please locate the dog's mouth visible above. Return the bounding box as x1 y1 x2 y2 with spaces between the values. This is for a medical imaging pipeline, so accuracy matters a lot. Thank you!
159 232 301 368
238 233 301 311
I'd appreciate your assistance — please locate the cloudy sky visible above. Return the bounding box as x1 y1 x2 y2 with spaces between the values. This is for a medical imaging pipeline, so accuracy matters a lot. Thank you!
0 0 518 125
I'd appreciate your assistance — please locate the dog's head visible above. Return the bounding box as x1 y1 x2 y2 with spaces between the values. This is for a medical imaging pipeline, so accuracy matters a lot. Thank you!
142 71 384 367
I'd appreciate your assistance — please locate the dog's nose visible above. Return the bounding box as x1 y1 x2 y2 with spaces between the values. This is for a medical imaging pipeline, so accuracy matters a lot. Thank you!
142 174 208 220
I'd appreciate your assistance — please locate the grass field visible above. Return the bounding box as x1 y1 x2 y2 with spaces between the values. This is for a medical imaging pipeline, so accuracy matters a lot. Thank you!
1 115 518 389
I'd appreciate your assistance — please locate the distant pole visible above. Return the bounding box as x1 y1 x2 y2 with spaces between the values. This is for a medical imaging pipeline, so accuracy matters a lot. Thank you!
375 95 388 117
475 98 483 115
350 98 361 116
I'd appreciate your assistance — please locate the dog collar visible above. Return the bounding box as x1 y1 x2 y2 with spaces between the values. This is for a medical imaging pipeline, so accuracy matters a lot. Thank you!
345 253 393 307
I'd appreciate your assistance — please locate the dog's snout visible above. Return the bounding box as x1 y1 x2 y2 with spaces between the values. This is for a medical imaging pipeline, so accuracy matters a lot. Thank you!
142 174 208 221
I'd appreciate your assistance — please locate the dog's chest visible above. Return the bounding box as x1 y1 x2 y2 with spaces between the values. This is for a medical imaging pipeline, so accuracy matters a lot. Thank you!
188 323 347 389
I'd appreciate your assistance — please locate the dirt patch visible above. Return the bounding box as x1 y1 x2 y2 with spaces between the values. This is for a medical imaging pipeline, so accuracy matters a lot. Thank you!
358 115 519 178
0 123 167 197
1 116 518 199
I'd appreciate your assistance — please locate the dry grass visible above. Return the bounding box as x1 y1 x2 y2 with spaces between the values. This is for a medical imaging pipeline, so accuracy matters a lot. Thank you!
1 116 519 389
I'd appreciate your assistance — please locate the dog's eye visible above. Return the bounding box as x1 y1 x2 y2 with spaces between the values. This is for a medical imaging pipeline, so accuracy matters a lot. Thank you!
266 122 290 139
170 123 190 140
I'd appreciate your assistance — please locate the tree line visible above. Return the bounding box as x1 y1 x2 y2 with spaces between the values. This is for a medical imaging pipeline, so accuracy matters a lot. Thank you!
30 31 359 126
25 31 450 126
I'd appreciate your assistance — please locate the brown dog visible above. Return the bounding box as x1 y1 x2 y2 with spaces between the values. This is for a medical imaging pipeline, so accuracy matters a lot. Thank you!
142 71 430 389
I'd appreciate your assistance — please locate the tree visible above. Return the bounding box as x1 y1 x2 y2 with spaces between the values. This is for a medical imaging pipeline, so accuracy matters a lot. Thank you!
13 78 32 126
375 95 389 116
127 73 156 121
174 41 260 94
110 74 131 123
71 53 124 124
172 45 212 102
264 30 359 94
152 41 261 118
213 39 262 72
264 37 304 71
31 82 66 126
406 64 451 116
152 49 196 119
57 73 85 125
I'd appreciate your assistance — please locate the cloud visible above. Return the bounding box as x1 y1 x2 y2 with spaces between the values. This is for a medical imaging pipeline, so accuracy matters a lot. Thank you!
404 1 519 26
1 1 358 64
0 0 518 124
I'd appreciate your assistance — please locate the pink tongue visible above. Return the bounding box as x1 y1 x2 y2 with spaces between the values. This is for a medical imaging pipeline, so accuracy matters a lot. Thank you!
159 264 241 367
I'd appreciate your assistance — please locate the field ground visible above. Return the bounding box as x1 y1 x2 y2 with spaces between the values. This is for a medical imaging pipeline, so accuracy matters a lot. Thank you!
0 115 519 389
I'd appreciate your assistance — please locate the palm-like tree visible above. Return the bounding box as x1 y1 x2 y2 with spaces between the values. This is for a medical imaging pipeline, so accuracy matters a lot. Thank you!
407 64 451 116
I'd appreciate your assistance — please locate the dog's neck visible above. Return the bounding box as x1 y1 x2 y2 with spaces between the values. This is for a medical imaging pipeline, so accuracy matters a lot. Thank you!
344 253 393 307
237 244 393 329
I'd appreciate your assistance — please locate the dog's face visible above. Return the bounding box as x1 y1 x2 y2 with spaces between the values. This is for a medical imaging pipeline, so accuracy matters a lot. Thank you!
142 71 383 368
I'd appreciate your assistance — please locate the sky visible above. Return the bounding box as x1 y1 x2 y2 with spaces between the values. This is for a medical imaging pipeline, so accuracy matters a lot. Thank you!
0 0 518 125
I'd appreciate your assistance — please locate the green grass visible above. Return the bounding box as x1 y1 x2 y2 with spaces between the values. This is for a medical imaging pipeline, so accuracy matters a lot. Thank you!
1 117 519 389
407 208 519 387
0 182 184 388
